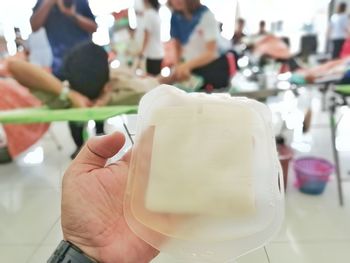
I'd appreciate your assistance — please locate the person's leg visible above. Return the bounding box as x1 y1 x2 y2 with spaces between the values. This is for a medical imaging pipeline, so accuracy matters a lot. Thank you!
192 55 230 91
68 122 85 159
146 58 162 76
332 39 345 59
95 121 105 135
338 39 346 58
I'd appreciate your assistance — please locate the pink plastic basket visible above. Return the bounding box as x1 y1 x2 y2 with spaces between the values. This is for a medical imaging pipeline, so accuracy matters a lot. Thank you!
294 157 334 195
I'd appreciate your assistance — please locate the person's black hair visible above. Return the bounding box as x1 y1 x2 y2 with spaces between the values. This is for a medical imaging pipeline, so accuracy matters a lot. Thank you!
260 20 266 27
62 42 110 100
339 2 347 13
147 0 160 10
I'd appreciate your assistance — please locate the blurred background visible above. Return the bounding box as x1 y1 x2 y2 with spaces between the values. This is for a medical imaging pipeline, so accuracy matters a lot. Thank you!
0 0 336 54
1 0 350 262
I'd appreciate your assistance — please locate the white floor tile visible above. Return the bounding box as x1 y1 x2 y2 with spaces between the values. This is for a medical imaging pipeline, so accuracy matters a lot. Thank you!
0 189 60 245
41 220 63 245
236 248 268 263
151 253 192 263
274 181 350 242
151 248 268 263
27 245 57 263
267 242 350 263
0 245 35 263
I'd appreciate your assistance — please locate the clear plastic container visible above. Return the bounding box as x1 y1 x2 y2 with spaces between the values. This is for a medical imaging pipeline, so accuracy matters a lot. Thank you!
124 85 284 262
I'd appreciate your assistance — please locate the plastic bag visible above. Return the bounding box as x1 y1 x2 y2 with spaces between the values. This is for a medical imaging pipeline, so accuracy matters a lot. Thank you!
124 85 284 262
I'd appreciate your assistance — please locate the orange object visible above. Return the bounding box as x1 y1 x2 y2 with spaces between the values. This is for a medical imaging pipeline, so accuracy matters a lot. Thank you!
0 79 49 158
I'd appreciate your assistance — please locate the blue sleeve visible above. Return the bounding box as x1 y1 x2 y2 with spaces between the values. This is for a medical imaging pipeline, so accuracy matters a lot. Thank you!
170 14 180 40
33 0 43 12
78 0 95 20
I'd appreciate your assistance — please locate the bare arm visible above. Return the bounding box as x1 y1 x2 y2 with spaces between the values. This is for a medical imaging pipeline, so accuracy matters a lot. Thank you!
185 41 217 70
30 0 57 32
173 41 217 81
57 0 97 33
7 58 63 95
74 13 97 33
173 39 183 65
140 30 150 56
7 59 91 108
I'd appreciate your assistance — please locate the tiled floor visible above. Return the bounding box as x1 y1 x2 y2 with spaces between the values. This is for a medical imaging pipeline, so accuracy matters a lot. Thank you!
1 92 350 263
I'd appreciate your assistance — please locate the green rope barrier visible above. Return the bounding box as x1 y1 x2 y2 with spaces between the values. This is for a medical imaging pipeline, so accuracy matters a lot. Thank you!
0 106 138 124
335 85 350 96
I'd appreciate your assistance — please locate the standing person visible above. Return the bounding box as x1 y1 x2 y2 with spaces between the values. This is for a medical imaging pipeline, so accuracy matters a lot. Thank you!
30 0 97 79
31 0 98 159
232 18 246 46
140 0 164 76
169 0 232 90
258 20 268 36
329 2 349 59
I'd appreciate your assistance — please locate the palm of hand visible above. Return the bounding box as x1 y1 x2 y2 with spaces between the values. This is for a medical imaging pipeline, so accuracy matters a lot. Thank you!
61 134 158 263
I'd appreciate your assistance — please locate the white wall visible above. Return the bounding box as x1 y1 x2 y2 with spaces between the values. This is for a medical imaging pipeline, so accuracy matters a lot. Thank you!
202 0 237 39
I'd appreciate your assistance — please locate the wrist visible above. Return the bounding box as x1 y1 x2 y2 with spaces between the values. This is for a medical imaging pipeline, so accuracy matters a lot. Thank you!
67 241 101 262
67 90 77 105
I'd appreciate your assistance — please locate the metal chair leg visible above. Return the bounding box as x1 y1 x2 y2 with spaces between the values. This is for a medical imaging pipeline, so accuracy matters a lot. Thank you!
49 129 63 151
329 100 344 206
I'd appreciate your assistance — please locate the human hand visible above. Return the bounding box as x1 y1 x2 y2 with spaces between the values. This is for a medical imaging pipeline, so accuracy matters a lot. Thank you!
62 132 159 263
57 0 76 17
68 90 92 108
175 63 191 81
93 84 112 107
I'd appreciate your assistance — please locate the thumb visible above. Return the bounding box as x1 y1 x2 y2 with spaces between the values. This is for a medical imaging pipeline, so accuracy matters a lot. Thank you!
73 132 126 170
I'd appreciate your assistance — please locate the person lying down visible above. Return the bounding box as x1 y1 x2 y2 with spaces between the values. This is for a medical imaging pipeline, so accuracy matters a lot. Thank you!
290 57 350 85
2 42 167 160
7 42 233 111
7 42 163 110
248 35 350 85
4 41 219 160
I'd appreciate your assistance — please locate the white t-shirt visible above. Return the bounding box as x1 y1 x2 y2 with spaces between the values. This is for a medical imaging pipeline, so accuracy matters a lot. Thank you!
28 28 53 67
330 13 349 40
171 9 219 62
143 9 164 59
